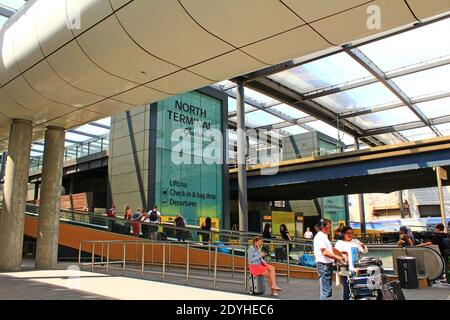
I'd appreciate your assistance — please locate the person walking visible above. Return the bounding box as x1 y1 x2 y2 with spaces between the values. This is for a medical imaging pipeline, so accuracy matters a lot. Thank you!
335 226 368 300
313 219 345 300
247 237 282 296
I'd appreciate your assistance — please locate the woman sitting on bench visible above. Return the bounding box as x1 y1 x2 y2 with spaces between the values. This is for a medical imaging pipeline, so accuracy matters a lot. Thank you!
247 236 282 296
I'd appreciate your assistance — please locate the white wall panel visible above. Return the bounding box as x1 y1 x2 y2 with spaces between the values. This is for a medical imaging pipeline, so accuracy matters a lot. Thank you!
282 0 370 23
37 0 74 56
311 0 415 45
406 0 450 20
13 3 43 72
66 0 114 36
180 0 302 47
114 0 233 67
148 70 210 95
85 98 134 116
242 26 329 64
188 51 265 81
46 41 136 96
113 86 170 106
23 60 103 108
0 21 21 84
77 16 179 84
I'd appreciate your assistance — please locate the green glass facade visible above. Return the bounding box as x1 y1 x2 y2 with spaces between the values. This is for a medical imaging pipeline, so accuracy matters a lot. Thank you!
154 91 223 224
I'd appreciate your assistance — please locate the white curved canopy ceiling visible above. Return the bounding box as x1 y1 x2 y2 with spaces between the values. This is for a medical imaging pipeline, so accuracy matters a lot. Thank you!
0 0 449 151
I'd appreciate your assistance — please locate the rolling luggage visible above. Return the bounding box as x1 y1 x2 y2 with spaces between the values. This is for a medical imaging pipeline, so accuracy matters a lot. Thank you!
248 274 265 295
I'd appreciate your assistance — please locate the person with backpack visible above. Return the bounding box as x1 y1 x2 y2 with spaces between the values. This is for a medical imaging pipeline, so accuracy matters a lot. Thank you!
417 223 448 257
148 205 161 240
174 213 186 241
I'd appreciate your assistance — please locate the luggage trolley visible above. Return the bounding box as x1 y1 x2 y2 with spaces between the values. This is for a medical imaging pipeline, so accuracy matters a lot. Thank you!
348 257 386 300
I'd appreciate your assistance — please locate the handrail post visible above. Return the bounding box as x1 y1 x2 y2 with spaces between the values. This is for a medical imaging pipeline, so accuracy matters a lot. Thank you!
106 242 110 272
101 243 104 264
91 242 95 271
122 242 126 276
151 242 154 270
168 243 171 271
244 247 248 292
135 241 138 266
208 244 211 274
141 242 145 278
232 246 235 278
213 246 218 288
78 242 82 266
287 243 290 283
186 242 190 284
162 243 166 280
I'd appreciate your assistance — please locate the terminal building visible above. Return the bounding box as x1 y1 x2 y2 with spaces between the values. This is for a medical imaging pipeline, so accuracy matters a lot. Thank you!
0 0 449 301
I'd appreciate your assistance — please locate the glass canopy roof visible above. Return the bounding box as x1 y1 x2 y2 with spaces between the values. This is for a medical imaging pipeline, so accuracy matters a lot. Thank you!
217 15 450 150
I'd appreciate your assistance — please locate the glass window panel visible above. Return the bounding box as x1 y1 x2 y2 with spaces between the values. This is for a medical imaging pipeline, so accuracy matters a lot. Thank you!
269 52 374 93
227 97 257 114
269 104 308 119
93 117 111 127
359 18 450 71
399 127 435 141
65 132 89 142
282 125 309 136
416 97 450 119
393 65 450 99
0 0 25 10
76 124 109 136
372 133 403 145
246 110 284 127
434 123 450 136
244 88 274 104
313 82 400 113
347 106 419 130
307 121 354 145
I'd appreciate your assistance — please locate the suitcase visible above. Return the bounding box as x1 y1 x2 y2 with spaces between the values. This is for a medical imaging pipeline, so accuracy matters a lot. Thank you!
248 274 265 295
381 280 406 300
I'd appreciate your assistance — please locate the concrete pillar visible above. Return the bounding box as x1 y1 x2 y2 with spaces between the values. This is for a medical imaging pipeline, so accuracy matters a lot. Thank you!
0 119 33 271
35 126 65 269
236 81 248 232
355 138 366 234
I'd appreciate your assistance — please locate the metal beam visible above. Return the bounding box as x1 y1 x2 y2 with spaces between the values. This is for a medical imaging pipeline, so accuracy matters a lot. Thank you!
340 91 450 119
360 114 450 137
68 129 102 139
343 46 442 137
88 122 110 130
0 5 16 18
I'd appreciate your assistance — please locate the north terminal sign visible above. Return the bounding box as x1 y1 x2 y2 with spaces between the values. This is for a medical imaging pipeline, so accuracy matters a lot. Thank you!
154 91 225 225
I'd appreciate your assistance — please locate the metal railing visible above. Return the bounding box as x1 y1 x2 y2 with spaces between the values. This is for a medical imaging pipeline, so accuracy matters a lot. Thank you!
78 239 258 292
14 202 447 281
29 134 109 172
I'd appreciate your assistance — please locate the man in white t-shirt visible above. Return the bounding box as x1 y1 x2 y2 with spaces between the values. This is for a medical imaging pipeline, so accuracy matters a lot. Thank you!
313 219 344 300
304 227 313 239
